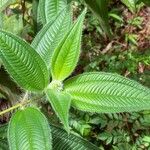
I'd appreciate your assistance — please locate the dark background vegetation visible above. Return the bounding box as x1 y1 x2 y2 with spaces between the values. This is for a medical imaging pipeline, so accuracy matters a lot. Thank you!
0 0 150 149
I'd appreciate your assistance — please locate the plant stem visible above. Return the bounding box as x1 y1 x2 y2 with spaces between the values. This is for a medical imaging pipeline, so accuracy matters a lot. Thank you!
0 100 31 116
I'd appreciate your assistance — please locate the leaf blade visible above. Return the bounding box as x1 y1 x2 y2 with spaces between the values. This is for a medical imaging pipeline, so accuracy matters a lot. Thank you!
38 0 68 24
8 107 52 150
32 7 72 68
52 125 99 150
0 30 49 91
0 124 99 150
51 9 86 81
46 88 71 131
121 0 136 13
64 72 150 113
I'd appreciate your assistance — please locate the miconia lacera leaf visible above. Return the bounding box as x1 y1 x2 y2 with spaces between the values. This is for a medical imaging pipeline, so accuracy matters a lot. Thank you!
38 0 68 24
64 72 150 113
32 6 72 68
52 125 99 150
46 88 71 132
8 107 52 150
51 9 86 81
0 30 49 91
1 123 99 150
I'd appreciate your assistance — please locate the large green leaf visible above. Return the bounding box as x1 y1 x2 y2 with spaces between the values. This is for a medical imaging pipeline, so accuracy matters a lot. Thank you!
32 7 72 68
52 125 99 150
38 0 68 24
64 72 150 113
8 107 52 150
46 88 71 131
0 30 49 91
0 124 99 150
51 9 86 81
84 0 112 38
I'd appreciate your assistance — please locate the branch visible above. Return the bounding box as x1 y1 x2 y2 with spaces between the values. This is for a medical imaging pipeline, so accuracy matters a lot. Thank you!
0 100 31 116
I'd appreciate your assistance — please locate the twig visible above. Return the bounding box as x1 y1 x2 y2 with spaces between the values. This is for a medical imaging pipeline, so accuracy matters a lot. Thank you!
0 99 31 116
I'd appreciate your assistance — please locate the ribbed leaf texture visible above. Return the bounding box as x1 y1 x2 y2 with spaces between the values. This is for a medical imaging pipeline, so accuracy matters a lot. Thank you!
38 0 68 24
8 107 52 150
84 0 112 38
46 88 71 131
64 72 150 113
51 9 86 81
52 125 99 150
0 30 49 91
0 124 99 150
32 7 72 68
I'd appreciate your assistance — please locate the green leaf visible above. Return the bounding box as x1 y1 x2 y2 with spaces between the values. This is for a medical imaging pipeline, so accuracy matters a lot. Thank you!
0 0 13 12
64 72 150 113
51 9 86 81
121 0 136 13
38 0 68 24
0 30 49 91
0 125 8 150
32 7 72 68
0 124 99 150
46 88 71 131
8 107 52 150
84 0 112 38
0 125 7 139
0 138 8 150
2 15 23 35
52 125 99 150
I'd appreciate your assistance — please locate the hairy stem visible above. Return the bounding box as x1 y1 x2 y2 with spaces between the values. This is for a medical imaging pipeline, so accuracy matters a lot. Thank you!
0 100 31 116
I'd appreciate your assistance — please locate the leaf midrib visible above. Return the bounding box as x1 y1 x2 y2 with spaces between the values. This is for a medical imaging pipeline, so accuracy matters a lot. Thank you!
65 80 150 94
70 92 150 105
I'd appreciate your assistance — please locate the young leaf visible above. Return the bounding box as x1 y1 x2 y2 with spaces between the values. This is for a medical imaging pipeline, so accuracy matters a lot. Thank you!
8 107 52 150
0 30 49 91
84 0 112 38
46 88 71 131
32 7 72 68
51 9 86 81
38 0 68 24
52 125 99 150
64 72 150 113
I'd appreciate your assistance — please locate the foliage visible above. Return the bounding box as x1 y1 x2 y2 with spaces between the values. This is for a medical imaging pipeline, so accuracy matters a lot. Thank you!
70 110 150 149
8 107 52 149
84 0 112 38
0 0 149 149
